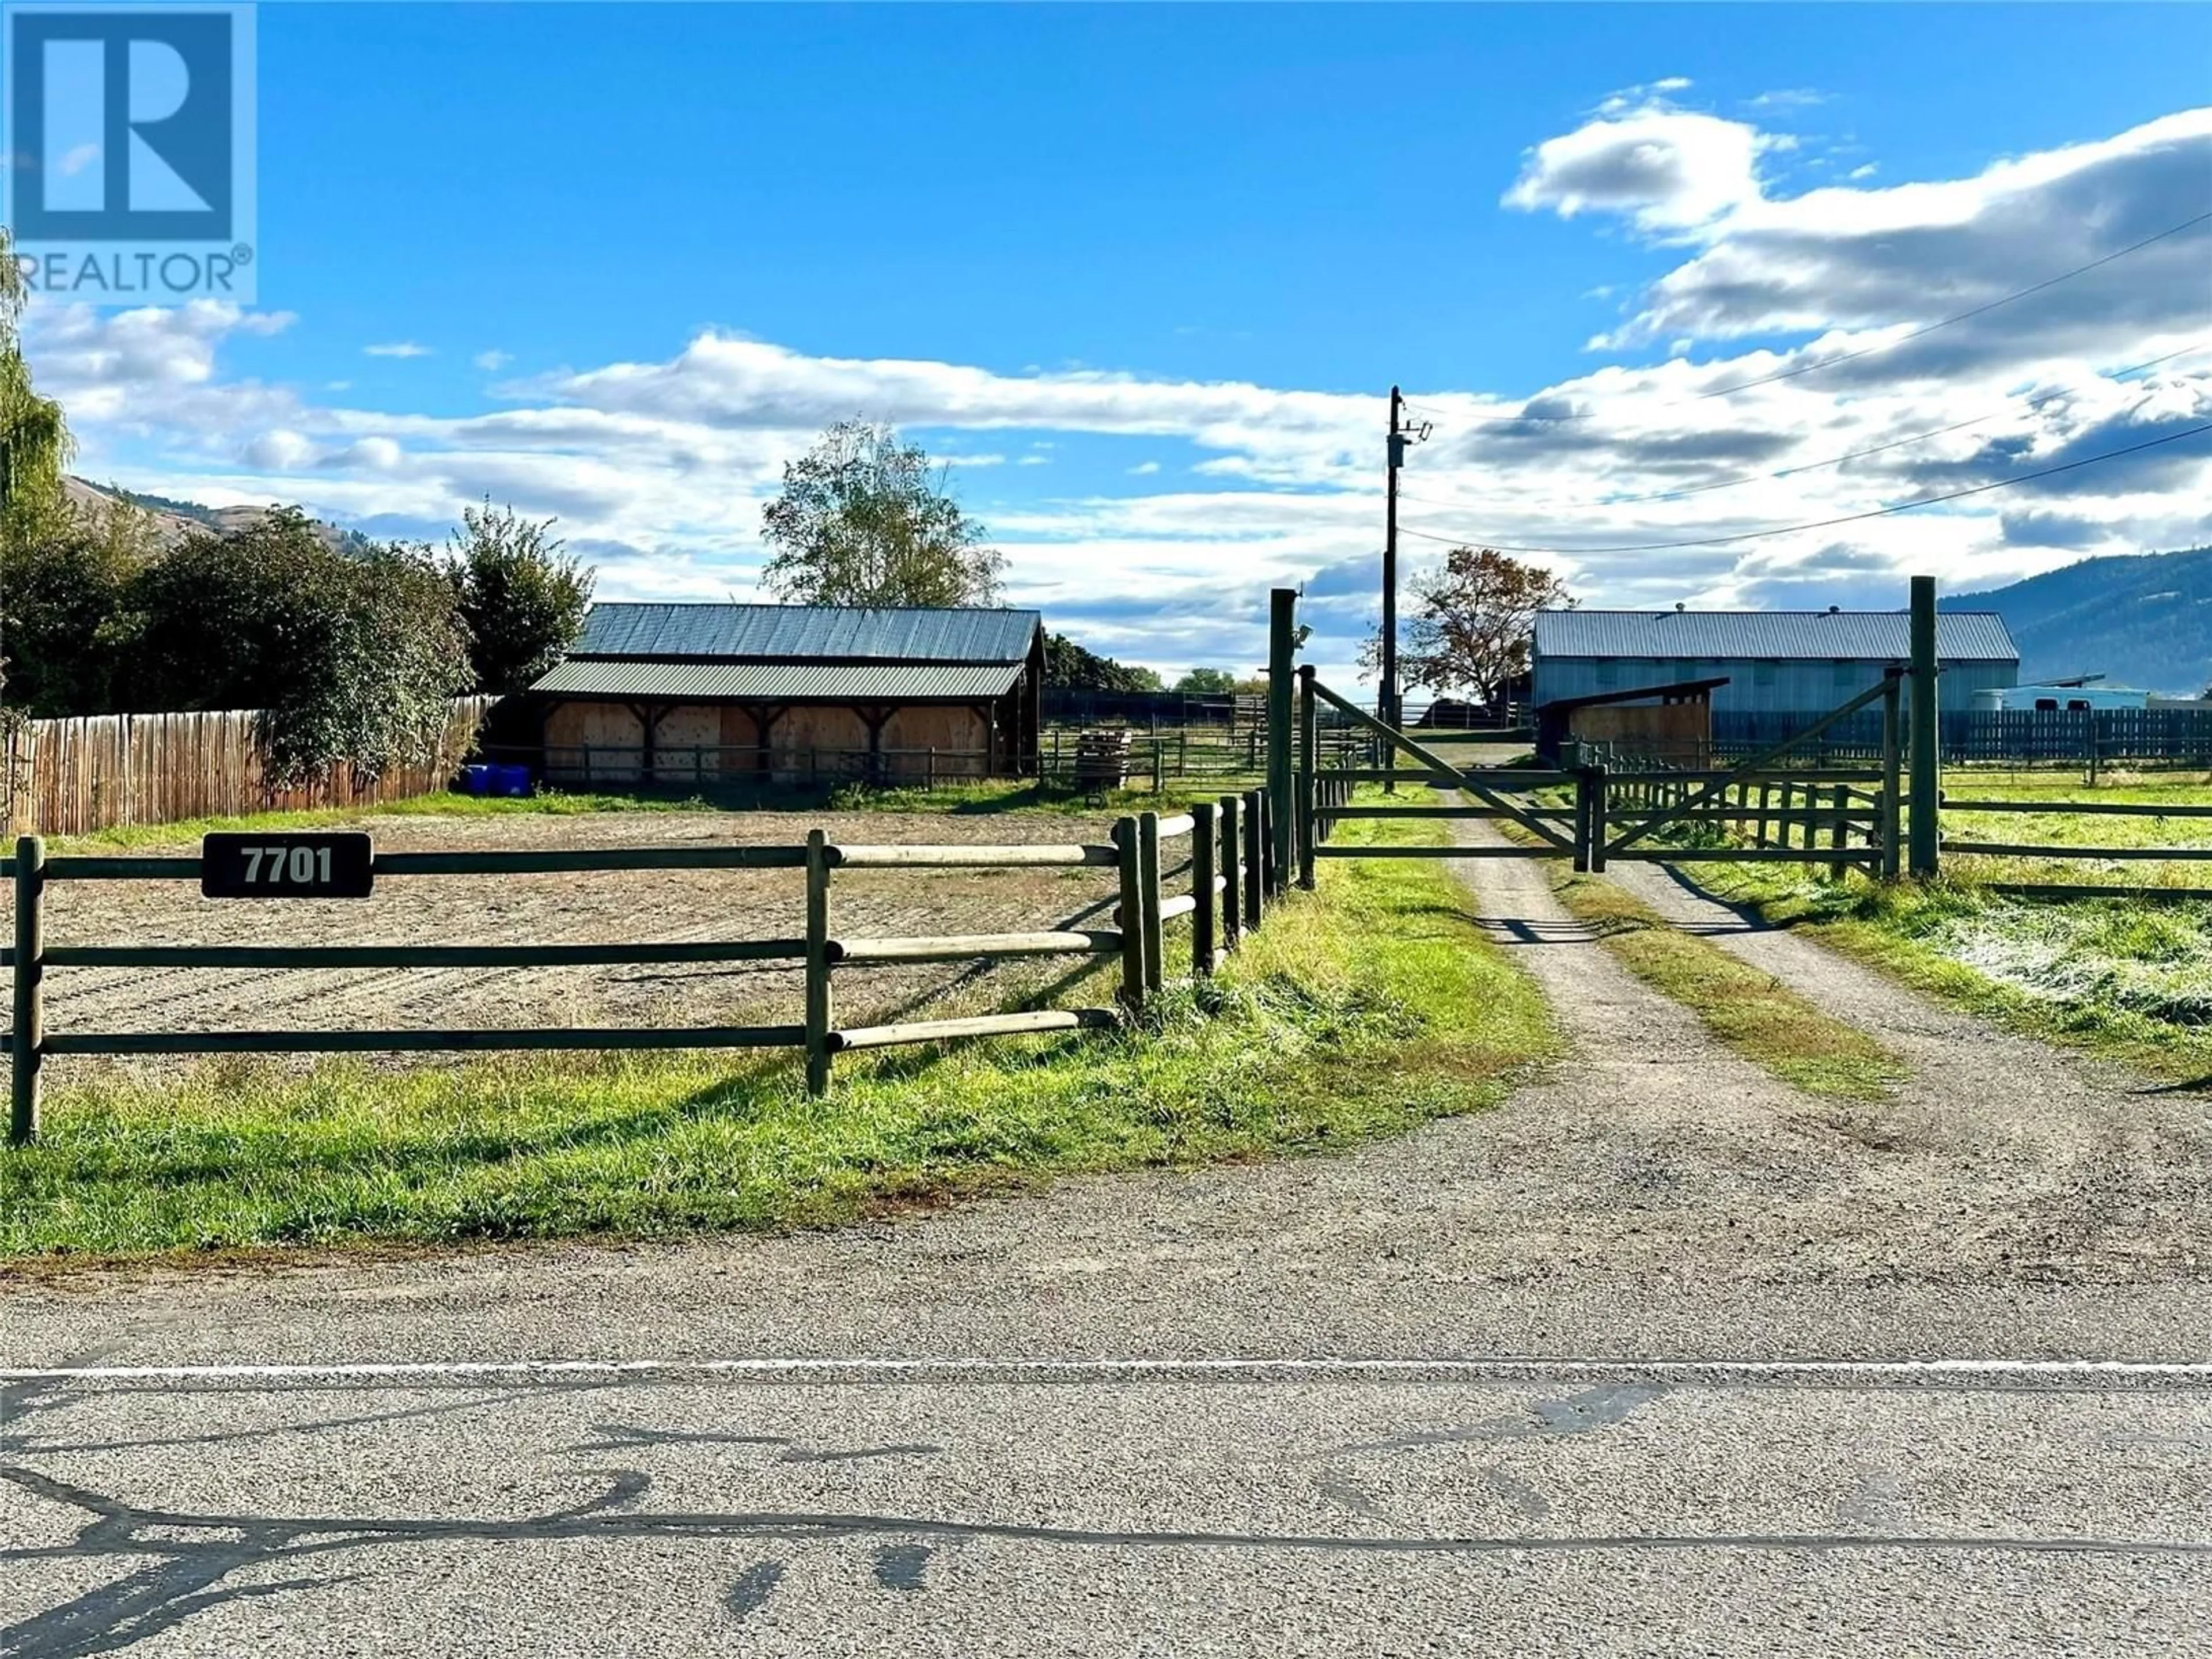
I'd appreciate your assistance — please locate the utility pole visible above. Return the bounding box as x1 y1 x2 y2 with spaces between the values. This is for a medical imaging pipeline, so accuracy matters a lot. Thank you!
1382 385 1403 731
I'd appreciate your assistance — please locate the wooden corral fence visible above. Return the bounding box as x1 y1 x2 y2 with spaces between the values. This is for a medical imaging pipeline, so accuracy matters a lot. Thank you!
3 789 1297 1145
1 699 494 838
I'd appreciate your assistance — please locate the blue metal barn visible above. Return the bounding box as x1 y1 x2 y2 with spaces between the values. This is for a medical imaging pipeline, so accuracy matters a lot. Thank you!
1531 609 2020 716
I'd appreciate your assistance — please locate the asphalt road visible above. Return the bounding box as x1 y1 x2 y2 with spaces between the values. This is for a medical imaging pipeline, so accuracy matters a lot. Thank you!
5 1358 2210 1658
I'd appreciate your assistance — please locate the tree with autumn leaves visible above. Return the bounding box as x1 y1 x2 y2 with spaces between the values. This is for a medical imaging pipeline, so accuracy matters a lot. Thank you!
1363 546 1574 708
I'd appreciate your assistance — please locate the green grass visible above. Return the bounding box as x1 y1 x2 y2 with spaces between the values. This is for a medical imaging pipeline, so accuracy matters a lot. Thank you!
1694 862 2212 1083
0 800 1554 1264
1547 872 1904 1101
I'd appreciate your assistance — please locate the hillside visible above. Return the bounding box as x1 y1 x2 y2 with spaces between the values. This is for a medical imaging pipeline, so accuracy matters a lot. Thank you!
62 477 373 556
1946 546 2212 695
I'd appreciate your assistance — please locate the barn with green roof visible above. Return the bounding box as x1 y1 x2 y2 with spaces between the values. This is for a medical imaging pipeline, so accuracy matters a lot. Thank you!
528 602 1046 786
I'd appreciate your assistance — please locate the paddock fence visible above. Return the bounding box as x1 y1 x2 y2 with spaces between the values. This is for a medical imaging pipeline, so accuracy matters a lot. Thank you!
3 787 1296 1145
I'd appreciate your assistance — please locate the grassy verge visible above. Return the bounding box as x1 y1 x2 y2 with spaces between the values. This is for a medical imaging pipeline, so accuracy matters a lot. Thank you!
1694 862 2212 1083
1549 871 1904 1101
0 801 1553 1265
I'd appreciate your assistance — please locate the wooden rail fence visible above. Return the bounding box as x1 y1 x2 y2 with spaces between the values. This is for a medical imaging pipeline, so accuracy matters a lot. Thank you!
3 786 1301 1145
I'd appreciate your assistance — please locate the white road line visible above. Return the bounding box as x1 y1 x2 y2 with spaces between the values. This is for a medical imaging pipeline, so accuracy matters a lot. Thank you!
3 1356 2210 1385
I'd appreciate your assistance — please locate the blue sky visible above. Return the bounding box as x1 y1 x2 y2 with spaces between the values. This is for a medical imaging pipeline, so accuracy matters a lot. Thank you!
24 2 2212 683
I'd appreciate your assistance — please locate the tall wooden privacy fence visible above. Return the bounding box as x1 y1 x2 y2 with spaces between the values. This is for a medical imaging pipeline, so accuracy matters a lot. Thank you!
3 787 1297 1145
1 700 494 838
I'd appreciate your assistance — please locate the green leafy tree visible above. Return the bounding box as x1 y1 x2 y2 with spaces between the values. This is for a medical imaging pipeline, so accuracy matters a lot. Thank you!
263 544 472 785
0 228 78 704
761 421 1004 607
0 494 162 715
1172 666 1237 695
1361 546 1573 703
1044 631 1161 692
122 509 471 782
445 499 593 694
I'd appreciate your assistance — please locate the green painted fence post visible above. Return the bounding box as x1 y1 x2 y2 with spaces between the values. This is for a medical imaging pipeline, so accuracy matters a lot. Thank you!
1138 809 1164 993
1588 761 1609 873
1220 794 1243 949
1243 787 1266 929
1267 588 1296 888
1296 665 1317 890
1115 816 1146 1012
804 828 832 1097
10 835 45 1146
1908 574 1941 878
1193 801 1217 977
1880 671 1903 880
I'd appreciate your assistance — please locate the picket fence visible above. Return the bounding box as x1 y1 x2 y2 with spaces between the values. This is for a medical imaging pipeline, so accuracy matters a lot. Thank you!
1 700 494 838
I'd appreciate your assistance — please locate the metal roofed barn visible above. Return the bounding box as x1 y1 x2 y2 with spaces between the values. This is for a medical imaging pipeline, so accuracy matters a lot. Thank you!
525 602 1046 788
1531 608 2019 717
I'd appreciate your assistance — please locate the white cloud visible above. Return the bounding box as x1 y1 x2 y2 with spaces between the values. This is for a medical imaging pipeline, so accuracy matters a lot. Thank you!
23 104 2211 688
364 342 433 359
56 142 100 177
474 349 512 371
1505 106 1780 231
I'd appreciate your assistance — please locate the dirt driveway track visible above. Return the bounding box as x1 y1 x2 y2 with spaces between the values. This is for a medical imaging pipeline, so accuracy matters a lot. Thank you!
4 828 2209 1655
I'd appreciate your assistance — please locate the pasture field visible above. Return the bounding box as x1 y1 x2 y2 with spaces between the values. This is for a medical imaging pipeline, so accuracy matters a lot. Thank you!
0 802 1555 1262
1698 767 2212 1080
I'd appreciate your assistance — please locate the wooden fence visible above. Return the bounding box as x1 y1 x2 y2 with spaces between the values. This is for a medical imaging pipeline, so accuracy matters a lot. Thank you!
3 787 1296 1145
1 700 495 838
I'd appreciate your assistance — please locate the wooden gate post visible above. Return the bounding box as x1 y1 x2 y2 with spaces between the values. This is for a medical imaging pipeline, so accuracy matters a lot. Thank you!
803 828 833 1097
1908 574 1941 878
10 835 45 1146
1114 816 1146 1010
1880 671 1903 880
1138 809 1165 993
1296 665 1317 890
1828 785 1849 881
1219 794 1243 949
1267 589 1296 883
1193 801 1218 977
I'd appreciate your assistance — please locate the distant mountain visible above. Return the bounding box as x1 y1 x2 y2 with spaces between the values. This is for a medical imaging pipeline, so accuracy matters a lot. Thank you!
1946 546 2212 696
62 477 377 556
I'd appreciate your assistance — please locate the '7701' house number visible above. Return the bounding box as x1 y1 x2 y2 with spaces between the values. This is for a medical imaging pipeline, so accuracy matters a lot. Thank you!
200 833 376 899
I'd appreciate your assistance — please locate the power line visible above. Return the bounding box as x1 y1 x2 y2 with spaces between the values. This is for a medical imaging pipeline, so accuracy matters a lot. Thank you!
1392 341 2209 513
1393 419 2212 556
1400 209 2212 427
